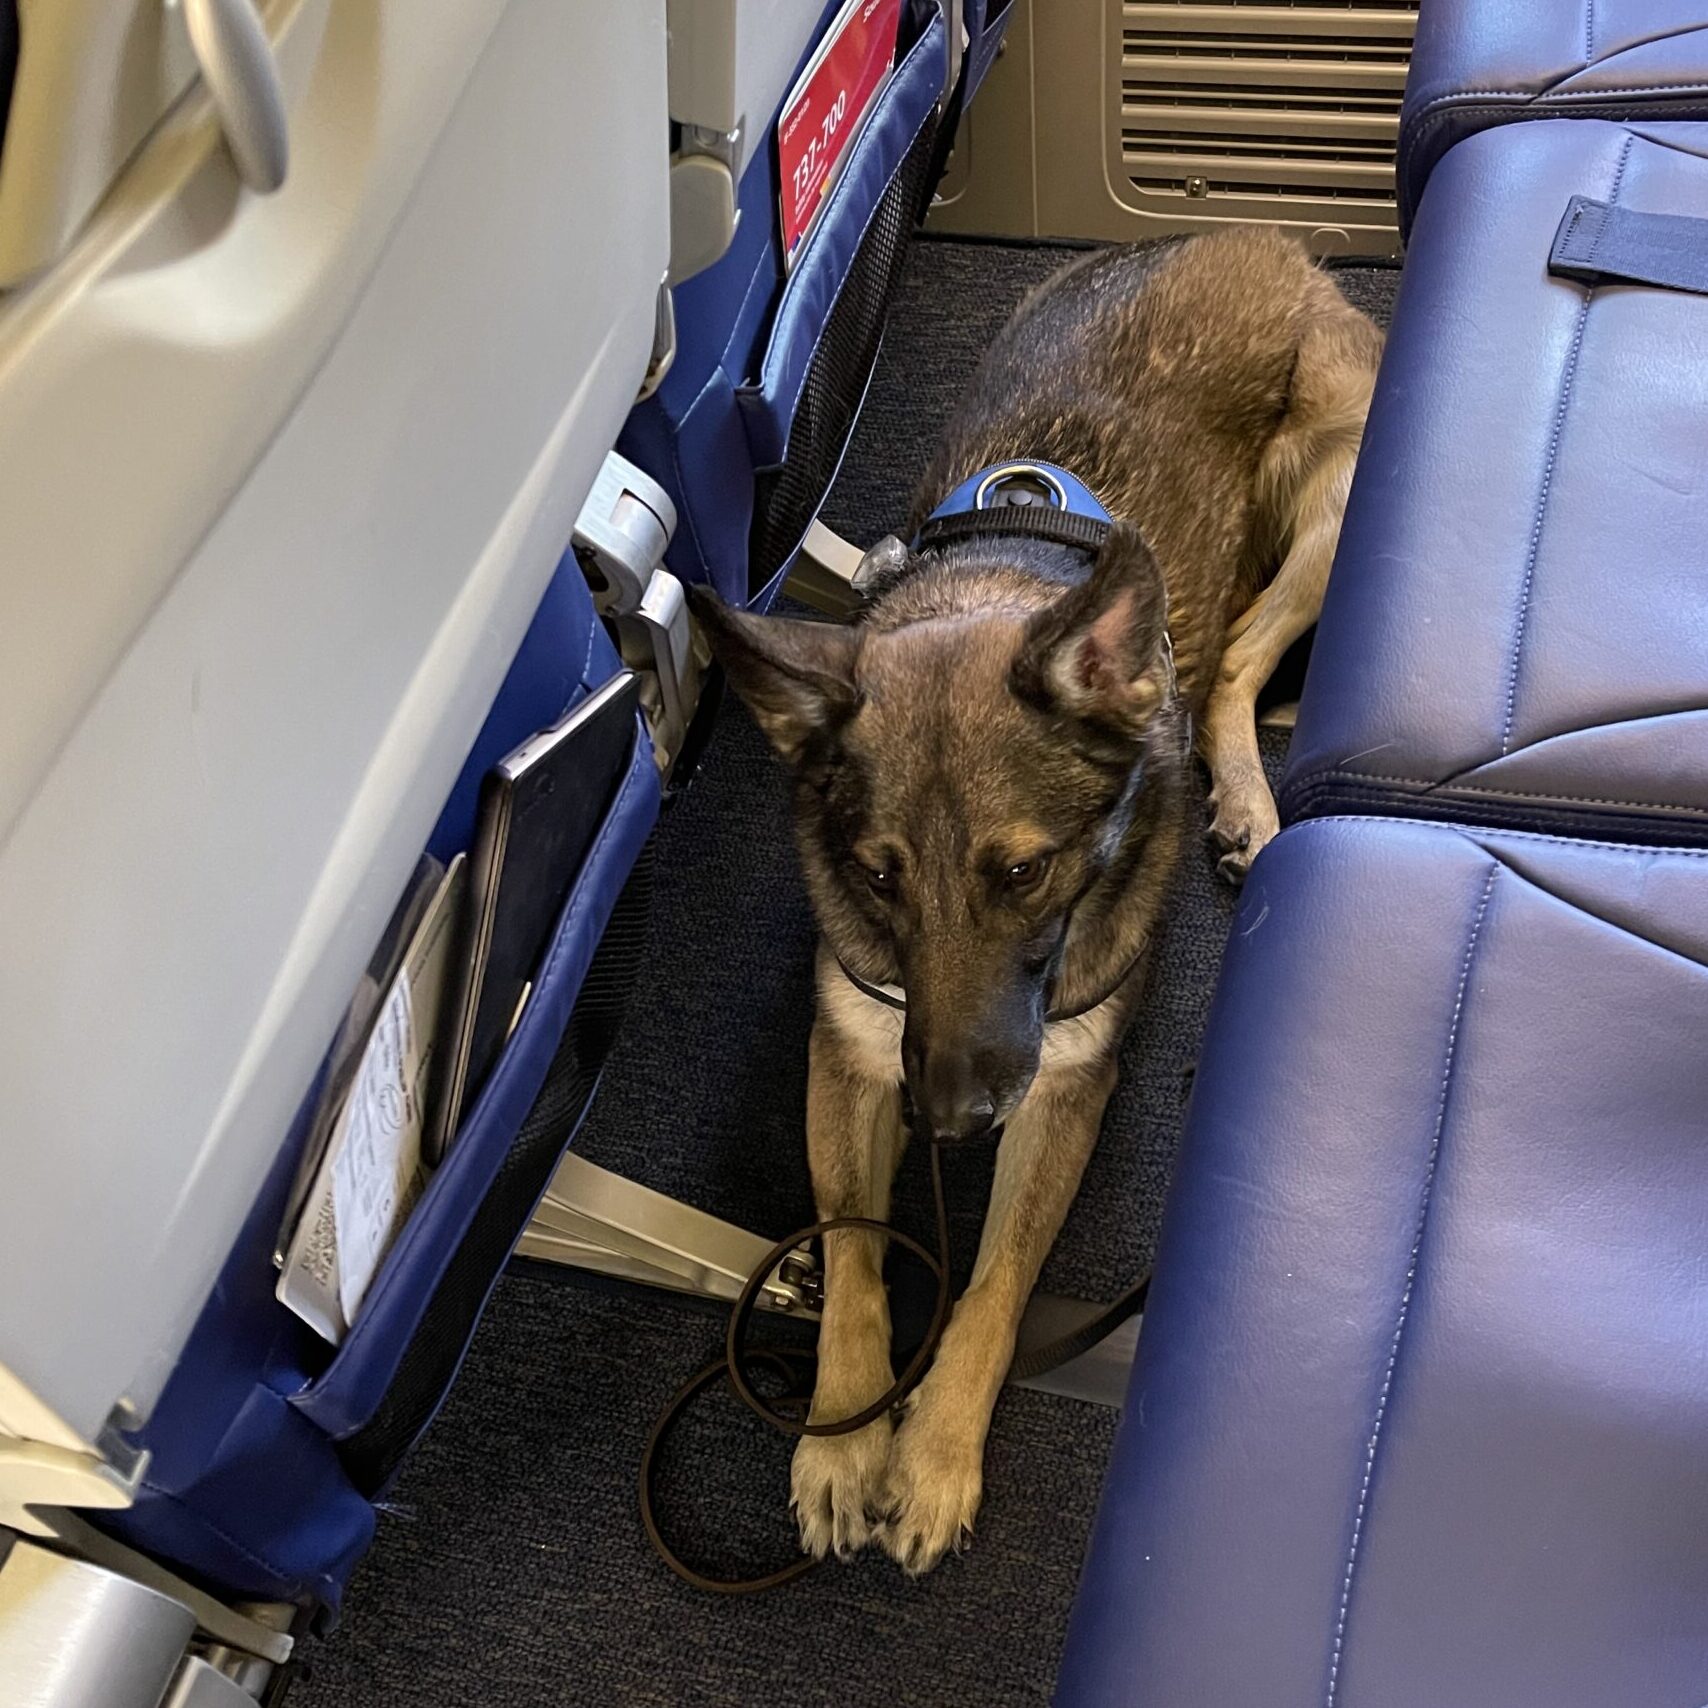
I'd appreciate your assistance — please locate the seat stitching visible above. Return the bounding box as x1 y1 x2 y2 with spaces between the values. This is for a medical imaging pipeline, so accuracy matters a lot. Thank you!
1323 864 1497 1708
1499 287 1592 755
1586 0 1596 62
1582 20 1708 75
1478 846 1708 974
1407 89 1540 113
579 602 599 684
1462 701 1708 790
729 233 782 375
1542 77 1708 99
1499 133 1633 755
1398 97 1532 197
139 1478 302 1589
1613 123 1708 162
1400 96 1686 211
1286 779 1708 844
1402 81 1708 201
1409 80 1708 113
663 364 728 581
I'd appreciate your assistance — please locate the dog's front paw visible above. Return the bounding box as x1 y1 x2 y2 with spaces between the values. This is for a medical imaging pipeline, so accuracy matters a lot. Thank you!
877 1408 983 1576
1205 779 1279 886
791 1417 892 1561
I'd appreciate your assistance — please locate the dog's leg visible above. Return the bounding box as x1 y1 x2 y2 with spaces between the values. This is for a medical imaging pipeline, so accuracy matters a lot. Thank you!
1199 454 1345 883
879 1043 1116 1574
1202 307 1377 884
791 973 908 1560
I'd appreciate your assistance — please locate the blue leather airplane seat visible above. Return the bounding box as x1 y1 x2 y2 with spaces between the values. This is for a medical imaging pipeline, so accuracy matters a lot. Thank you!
1284 118 1708 845
1055 815 1708 1708
1398 0 1708 231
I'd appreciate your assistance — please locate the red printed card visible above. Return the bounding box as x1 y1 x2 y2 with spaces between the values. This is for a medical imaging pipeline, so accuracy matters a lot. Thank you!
778 0 903 268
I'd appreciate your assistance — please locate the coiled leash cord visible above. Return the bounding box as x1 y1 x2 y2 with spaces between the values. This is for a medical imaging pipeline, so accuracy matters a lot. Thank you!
639 1142 1149 1594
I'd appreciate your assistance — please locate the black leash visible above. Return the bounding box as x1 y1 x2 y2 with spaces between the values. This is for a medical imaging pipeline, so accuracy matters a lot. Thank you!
638 1142 1149 1593
1008 1277 1149 1383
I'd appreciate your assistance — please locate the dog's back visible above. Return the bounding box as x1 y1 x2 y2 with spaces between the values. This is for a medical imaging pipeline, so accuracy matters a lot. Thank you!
911 230 1381 709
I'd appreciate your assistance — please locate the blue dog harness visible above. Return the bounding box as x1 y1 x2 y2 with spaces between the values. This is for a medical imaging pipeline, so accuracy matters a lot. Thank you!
911 456 1173 692
912 459 1113 555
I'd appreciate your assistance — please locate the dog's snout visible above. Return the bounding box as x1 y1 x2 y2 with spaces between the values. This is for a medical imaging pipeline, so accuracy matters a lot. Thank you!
907 1045 1000 1144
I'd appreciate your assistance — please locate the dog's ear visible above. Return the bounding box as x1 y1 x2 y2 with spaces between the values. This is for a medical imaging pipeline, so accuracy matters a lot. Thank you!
689 587 860 763
1011 522 1171 735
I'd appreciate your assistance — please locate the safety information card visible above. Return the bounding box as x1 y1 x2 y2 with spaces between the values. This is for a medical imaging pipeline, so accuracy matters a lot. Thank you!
778 0 903 269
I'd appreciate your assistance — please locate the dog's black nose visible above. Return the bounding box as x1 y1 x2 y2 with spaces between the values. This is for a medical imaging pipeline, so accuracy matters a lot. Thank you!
932 1099 997 1144
910 1049 1000 1144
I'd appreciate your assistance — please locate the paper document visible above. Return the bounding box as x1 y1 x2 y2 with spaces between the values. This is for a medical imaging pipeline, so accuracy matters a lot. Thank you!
331 973 425 1327
277 853 466 1343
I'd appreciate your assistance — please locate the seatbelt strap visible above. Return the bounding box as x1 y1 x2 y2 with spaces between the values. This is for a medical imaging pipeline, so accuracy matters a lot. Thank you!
1549 195 1708 296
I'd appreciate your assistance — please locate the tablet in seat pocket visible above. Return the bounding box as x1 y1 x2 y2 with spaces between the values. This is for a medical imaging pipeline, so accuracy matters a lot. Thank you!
433 669 641 1161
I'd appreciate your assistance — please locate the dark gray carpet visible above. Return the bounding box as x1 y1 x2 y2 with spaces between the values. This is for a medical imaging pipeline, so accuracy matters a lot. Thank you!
294 1273 1115 1708
290 241 1400 1708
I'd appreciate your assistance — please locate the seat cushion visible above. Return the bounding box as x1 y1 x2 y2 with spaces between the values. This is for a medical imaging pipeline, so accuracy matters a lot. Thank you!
1398 0 1708 231
1282 119 1708 844
1055 815 1708 1708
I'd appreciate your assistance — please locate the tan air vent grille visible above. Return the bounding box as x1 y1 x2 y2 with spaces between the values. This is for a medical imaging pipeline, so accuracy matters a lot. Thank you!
1117 2 1417 236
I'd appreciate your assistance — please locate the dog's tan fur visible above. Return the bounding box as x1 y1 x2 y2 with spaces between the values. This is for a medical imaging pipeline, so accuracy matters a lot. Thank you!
695 230 1381 1574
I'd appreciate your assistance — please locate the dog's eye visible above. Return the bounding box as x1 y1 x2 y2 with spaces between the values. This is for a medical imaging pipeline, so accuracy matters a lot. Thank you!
1005 854 1051 892
863 861 898 896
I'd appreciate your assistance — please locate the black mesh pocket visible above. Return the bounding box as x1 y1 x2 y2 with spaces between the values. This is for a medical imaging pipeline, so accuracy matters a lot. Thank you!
337 843 655 1495
748 111 940 598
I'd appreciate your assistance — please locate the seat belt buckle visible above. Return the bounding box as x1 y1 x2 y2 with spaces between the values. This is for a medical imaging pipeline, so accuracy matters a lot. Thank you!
573 451 677 616
616 568 696 776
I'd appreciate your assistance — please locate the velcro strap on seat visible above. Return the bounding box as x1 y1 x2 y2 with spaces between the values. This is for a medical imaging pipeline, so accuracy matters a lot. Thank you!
1550 195 1708 295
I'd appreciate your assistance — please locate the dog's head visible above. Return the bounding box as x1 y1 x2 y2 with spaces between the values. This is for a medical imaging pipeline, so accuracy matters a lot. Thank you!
692 523 1180 1141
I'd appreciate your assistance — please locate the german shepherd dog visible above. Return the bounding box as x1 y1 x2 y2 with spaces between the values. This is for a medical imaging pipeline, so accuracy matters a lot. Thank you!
691 230 1382 1574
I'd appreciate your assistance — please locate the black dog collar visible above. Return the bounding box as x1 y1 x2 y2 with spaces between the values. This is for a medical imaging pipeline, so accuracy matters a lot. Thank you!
835 946 1148 1026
